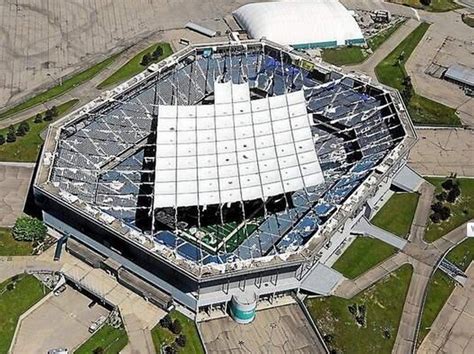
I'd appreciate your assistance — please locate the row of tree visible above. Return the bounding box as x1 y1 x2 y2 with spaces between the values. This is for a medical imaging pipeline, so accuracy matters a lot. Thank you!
0 106 59 145
140 45 165 67
159 314 187 353
430 177 461 224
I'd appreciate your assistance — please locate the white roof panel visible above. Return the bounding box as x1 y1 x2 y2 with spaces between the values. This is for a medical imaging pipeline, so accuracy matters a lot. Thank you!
233 0 364 47
154 81 324 208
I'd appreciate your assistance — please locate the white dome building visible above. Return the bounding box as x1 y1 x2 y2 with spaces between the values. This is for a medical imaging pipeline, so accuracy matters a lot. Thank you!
233 0 365 49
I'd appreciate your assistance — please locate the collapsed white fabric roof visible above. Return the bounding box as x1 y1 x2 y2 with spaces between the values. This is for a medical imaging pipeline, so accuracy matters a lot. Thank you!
154 81 324 209
233 0 364 47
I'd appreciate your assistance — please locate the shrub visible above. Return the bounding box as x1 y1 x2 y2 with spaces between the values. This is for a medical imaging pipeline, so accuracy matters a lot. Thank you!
431 202 443 213
170 318 182 335
20 121 30 132
435 192 447 202
152 46 164 60
0 134 4 145
446 185 461 203
12 216 47 242
6 131 16 143
441 179 454 191
141 53 152 66
160 314 172 329
16 124 27 137
44 109 54 121
164 345 177 354
34 113 43 123
93 347 104 354
176 334 187 347
51 105 59 117
439 206 451 221
430 212 441 223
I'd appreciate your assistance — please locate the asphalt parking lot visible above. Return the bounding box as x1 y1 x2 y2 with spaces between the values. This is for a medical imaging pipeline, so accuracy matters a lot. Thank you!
199 304 326 353
11 285 109 354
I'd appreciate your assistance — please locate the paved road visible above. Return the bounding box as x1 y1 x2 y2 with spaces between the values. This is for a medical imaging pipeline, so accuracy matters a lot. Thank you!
408 182 435 245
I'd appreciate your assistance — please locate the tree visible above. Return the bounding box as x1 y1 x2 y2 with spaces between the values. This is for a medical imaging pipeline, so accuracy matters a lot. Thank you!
141 53 152 66
152 46 164 60
44 109 54 121
12 216 47 242
420 0 431 5
164 346 177 354
92 348 104 354
50 105 59 117
170 318 182 334
34 113 43 123
436 192 447 202
6 131 16 143
439 206 451 221
159 314 172 329
0 134 4 145
431 202 443 213
430 212 441 223
8 125 15 135
20 121 30 132
175 334 187 347
441 179 454 191
446 186 460 203
16 124 27 137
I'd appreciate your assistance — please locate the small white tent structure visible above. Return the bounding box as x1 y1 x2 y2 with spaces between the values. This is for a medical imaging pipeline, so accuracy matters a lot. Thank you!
233 0 364 49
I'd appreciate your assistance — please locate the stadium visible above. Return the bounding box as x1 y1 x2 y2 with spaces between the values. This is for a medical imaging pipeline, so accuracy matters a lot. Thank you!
33 39 416 321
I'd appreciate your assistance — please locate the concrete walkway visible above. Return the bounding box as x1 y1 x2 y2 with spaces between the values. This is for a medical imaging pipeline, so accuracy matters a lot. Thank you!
353 217 408 249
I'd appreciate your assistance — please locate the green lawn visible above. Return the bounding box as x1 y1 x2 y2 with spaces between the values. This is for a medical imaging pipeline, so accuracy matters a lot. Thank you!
97 43 172 89
424 177 474 242
306 264 413 354
151 310 204 354
371 192 420 238
375 22 461 126
333 237 398 279
0 228 33 256
417 238 474 345
0 99 78 162
388 0 462 12
0 55 119 121
418 270 454 344
74 325 128 354
0 275 49 353
322 20 405 66
321 47 368 66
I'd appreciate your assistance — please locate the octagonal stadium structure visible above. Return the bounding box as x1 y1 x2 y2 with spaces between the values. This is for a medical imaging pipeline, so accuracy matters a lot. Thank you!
34 39 416 314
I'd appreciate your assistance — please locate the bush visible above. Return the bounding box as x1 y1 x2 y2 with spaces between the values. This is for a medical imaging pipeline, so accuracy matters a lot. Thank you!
430 212 441 223
152 46 164 60
160 314 172 329
12 216 47 242
20 121 30 132
441 179 455 191
439 206 451 221
431 202 443 213
170 318 182 335
176 334 186 347
435 192 447 202
51 105 59 117
44 109 54 121
0 134 4 145
446 185 461 203
141 53 152 66
16 124 27 137
34 113 43 123
6 131 16 143
164 345 177 354
93 347 104 354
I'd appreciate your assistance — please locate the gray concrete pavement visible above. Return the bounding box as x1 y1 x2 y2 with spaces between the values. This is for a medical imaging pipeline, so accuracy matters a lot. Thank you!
11 285 109 354
200 304 326 354
0 164 34 227
408 129 474 177
418 262 474 353
408 182 435 245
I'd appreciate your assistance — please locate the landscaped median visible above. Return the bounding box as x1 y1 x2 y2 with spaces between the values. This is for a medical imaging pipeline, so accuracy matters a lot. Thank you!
374 22 461 126
0 275 49 353
151 310 204 354
306 264 413 353
74 324 128 354
424 177 474 243
0 99 78 162
0 54 119 121
97 43 172 90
